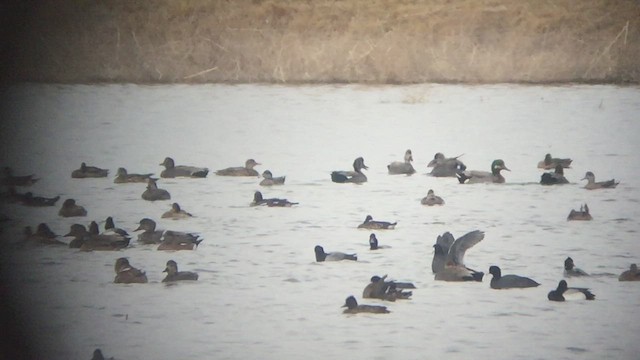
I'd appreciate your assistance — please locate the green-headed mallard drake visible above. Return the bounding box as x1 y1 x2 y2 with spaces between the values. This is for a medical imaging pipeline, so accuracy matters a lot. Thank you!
421 189 444 206
548 280 595 301
427 152 466 177
160 157 209 178
331 157 368 183
215 159 260 176
114 167 155 183
567 204 592 221
488 266 540 289
342 296 390 314
457 159 510 184
538 153 572 170
259 170 286 186
162 202 193 219
58 198 87 217
141 178 171 201
71 162 109 178
114 257 148 284
357 215 396 230
162 260 199 282
618 264 640 281
433 230 485 282
387 149 416 175
581 171 619 190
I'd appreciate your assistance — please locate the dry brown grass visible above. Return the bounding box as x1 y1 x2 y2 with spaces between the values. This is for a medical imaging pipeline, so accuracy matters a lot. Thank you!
3 0 639 83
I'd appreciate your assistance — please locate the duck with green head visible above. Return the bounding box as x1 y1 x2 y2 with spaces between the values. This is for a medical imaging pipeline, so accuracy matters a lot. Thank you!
457 159 510 184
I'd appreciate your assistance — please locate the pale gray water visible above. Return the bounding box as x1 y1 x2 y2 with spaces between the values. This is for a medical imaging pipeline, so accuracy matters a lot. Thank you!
0 83 639 360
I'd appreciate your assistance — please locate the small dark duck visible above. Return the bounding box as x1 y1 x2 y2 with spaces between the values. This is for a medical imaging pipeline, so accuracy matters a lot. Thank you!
567 204 592 221
141 178 171 201
159 157 208 178
58 198 87 217
162 260 199 282
547 280 595 301
114 257 148 284
71 162 109 178
368 233 390 250
250 191 298 207
342 296 390 314
162 202 193 219
581 171 619 190
540 164 569 185
114 167 155 183
421 189 444 206
357 215 396 230
564 257 589 277
259 170 286 186
157 230 203 251
215 159 260 176
331 157 368 183
618 264 640 281
537 153 572 170
488 266 540 289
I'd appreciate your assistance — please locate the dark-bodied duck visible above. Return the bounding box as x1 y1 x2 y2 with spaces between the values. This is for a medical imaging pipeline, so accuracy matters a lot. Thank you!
58 198 87 217
259 170 286 186
537 153 572 170
564 257 589 277
158 230 203 251
488 266 540 289
160 157 209 178
162 202 193 219
581 171 619 190
427 152 466 177
1 167 38 186
567 204 592 221
421 189 444 206
457 159 510 184
618 264 640 281
114 167 154 183
331 157 368 184
92 348 114 360
357 215 397 230
369 233 390 250
21 192 60 207
103 216 129 237
114 257 148 284
387 149 416 175
162 260 199 282
20 224 65 247
141 178 171 201
134 218 164 244
434 230 485 282
215 159 260 177
314 245 357 262
65 224 129 251
548 280 595 301
250 191 298 207
342 296 390 314
540 164 569 185
362 275 414 301
71 162 109 178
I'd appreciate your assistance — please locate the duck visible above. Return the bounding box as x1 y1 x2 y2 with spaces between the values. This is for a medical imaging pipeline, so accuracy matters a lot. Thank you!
431 231 455 273
20 192 60 207
387 149 416 175
215 159 260 176
162 202 193 219
71 162 109 178
103 216 129 237
160 157 209 178
540 164 569 185
564 257 589 277
141 178 171 201
618 264 640 281
457 159 510 184
368 233 390 250
134 218 164 244
91 348 114 360
427 152 466 177
433 230 485 282
250 191 298 207
259 170 286 186
114 257 148 284
113 167 154 183
581 171 619 190
20 224 66 246
488 266 540 289
1 167 38 186
357 215 397 230
314 245 357 262
162 260 199 282
567 204 592 221
421 189 444 206
58 198 87 217
362 275 414 301
537 153 572 170
64 224 129 251
342 296 389 314
330 157 368 184
547 280 595 301
157 230 203 251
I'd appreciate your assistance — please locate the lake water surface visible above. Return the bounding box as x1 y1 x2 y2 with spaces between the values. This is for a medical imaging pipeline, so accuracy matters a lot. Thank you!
1 83 639 360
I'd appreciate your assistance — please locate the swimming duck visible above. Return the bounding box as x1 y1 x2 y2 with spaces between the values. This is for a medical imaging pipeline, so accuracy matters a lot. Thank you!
113 167 154 183
368 233 390 250
618 264 640 281
160 157 209 178
215 159 260 176
157 230 203 251
342 296 390 314
103 216 129 237
162 260 199 282
564 257 589 277
357 215 397 230
567 204 592 221
134 218 164 244
1 167 38 186
431 231 455 273
20 192 60 207
71 162 109 178
362 275 414 301
20 224 66 246
141 178 171 201
457 159 510 184
162 202 193 219
58 198 87 217
581 171 619 190
540 164 569 185
387 149 416 175
547 280 595 301
331 157 368 183
250 191 298 207
314 245 357 262
537 153 572 170
434 230 485 282
259 170 286 186
427 153 466 177
488 266 540 289
421 189 444 206
64 224 129 251
114 257 148 284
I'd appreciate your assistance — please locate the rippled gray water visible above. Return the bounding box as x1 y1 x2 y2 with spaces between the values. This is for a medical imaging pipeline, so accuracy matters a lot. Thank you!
1 83 639 360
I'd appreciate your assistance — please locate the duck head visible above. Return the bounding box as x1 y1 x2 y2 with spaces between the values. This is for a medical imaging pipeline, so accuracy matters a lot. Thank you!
253 191 264 202
353 157 368 172
163 260 179 275
369 233 378 249
160 157 175 168
117 167 128 176
564 257 575 270
314 245 327 261
245 159 261 169
427 152 445 167
489 265 502 279
491 159 510 174
342 295 358 309
262 170 273 179
134 218 157 232
404 150 413 163
581 171 595 182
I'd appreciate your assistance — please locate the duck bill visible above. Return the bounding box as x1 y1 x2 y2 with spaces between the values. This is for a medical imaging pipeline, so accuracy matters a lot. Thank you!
163 268 168 273
502 166 511 171
133 225 143 231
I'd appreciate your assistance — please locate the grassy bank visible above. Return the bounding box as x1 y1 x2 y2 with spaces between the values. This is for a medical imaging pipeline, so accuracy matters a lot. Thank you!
2 0 639 84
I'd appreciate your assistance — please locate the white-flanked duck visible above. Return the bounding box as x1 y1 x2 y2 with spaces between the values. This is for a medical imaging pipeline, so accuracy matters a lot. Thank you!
427 152 466 177
619 264 640 281
537 153 572 170
331 157 368 184
342 296 389 314
564 257 589 277
160 157 209 178
433 230 485 282
250 191 298 207
314 245 357 262
457 159 510 184
387 149 416 175
141 178 171 201
547 280 595 301
215 159 260 176
259 170 286 186
357 215 397 230
114 258 148 284
540 164 569 185
488 266 540 289
421 189 444 206
114 167 155 183
567 204 592 221
103 216 129 237
71 162 109 178
162 260 199 282
162 202 193 219
581 171 619 190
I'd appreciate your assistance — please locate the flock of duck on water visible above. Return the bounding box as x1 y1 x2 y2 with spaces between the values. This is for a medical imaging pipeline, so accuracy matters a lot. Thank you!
1 150 636 318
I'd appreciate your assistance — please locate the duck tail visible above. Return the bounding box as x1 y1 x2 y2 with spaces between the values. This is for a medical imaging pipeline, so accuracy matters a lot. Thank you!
346 254 358 261
456 172 469 184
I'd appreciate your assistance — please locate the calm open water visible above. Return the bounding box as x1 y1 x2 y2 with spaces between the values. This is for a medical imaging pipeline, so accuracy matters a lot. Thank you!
0 83 639 360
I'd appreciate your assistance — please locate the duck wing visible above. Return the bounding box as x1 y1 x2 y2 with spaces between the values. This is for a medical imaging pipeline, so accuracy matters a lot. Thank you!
436 232 455 254
446 230 484 267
